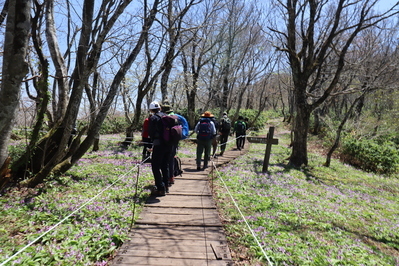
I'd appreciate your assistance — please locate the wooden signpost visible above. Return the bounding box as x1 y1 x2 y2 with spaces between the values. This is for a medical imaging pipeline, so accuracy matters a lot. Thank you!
247 126 278 173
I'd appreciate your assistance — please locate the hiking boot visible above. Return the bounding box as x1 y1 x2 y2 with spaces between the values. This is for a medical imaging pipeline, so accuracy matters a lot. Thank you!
197 166 201 171
169 177 175 184
150 186 166 196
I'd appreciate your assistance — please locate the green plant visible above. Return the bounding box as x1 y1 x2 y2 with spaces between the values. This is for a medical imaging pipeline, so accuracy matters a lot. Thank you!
214 134 399 265
341 136 399 175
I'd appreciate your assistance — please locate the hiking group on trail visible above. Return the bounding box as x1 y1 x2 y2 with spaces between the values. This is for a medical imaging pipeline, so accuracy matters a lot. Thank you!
144 101 247 197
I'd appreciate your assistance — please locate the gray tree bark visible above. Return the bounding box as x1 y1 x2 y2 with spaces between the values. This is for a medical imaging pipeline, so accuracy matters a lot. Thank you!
46 0 69 123
0 0 30 168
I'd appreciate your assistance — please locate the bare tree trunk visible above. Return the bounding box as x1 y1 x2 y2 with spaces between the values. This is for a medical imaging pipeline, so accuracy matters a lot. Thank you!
325 94 364 167
46 0 69 123
289 93 311 167
0 0 30 168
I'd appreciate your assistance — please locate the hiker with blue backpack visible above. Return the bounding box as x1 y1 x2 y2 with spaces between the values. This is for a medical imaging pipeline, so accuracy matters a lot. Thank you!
194 111 217 170
232 115 247 151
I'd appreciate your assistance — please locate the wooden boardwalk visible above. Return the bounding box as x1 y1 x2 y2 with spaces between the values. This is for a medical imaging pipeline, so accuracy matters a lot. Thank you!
111 148 245 266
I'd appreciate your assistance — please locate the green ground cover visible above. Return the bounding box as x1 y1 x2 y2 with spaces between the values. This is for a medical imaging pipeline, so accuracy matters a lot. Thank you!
2 128 398 265
213 128 399 265
0 134 156 265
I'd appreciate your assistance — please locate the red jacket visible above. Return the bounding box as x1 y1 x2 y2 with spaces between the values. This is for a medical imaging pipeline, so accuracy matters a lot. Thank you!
142 118 150 139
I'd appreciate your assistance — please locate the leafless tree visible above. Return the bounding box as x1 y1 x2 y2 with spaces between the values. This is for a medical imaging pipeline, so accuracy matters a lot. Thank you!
178 0 225 126
4 0 161 187
159 0 202 102
323 21 399 166
270 0 399 167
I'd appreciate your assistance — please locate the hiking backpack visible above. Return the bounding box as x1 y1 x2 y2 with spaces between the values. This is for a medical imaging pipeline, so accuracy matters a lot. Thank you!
176 114 189 140
221 117 231 133
197 118 213 140
157 114 183 144
173 156 183 177
236 120 246 134
142 118 150 139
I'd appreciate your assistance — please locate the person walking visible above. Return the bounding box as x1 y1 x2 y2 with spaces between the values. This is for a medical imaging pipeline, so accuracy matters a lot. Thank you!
232 116 247 151
194 111 216 170
141 114 152 162
218 112 231 156
242 117 249 148
148 101 172 196
210 115 219 158
161 102 187 185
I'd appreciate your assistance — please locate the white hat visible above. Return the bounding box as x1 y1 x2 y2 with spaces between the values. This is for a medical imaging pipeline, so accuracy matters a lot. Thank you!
149 101 160 110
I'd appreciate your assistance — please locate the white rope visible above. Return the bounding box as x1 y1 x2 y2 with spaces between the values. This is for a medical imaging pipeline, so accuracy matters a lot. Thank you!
210 161 274 266
1 163 139 266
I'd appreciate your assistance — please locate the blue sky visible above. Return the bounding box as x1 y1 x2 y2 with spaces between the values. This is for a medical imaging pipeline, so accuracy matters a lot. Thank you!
375 1 398 11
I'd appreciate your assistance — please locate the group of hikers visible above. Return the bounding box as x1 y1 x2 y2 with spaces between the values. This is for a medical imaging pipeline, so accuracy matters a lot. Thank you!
141 101 247 197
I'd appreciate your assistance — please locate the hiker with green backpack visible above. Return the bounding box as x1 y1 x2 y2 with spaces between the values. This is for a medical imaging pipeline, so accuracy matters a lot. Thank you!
232 116 247 151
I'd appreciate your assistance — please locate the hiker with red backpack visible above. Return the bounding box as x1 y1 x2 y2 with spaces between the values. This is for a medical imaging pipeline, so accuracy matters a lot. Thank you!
194 111 217 170
161 102 187 185
148 101 172 196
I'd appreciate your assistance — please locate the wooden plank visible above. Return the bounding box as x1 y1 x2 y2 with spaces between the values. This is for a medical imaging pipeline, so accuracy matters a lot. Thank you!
137 208 222 226
118 249 213 259
112 257 234 266
126 225 228 241
247 136 278 144
170 181 211 189
211 243 223 260
247 137 267 144
122 240 228 249
145 195 216 208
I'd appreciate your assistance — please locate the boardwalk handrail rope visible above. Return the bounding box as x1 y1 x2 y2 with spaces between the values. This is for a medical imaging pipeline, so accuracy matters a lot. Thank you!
129 164 140 230
210 161 274 266
0 162 140 266
199 172 211 265
216 130 252 148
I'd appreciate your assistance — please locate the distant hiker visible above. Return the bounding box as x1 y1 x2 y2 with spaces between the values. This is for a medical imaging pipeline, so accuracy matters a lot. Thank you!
148 101 171 196
194 111 216 170
210 115 219 158
218 112 231 156
243 117 249 148
141 114 152 162
232 116 246 151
